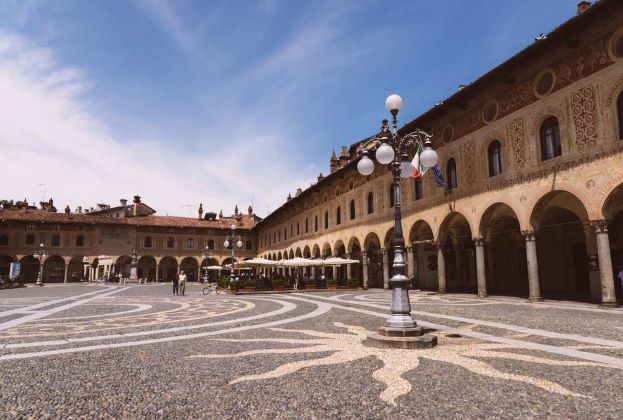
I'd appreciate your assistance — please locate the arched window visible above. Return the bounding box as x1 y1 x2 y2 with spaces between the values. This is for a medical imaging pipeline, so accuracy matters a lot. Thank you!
25 234 35 245
76 235 84 247
350 200 356 220
0 234 7 246
283 228 287 240
367 192 374 214
290 224 293 237
315 216 318 232
207 239 214 249
389 184 396 207
617 91 623 140
488 140 502 177
336 207 341 225
167 237 175 248
305 218 309 233
185 238 195 249
296 222 300 235
324 211 329 229
144 236 152 248
414 178 423 201
246 240 253 250
51 234 61 247
540 116 561 161
446 158 457 191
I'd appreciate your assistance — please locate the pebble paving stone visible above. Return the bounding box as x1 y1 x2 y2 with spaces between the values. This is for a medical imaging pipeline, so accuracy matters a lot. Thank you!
1 284 623 418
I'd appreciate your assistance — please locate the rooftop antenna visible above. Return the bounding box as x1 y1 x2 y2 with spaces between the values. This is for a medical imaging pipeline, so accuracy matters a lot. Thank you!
182 203 193 217
39 183 50 201
251 194 255 209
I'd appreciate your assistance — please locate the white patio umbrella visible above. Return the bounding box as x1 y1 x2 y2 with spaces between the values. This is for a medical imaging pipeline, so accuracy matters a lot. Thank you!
238 257 276 267
319 257 360 266
282 257 315 267
205 266 223 270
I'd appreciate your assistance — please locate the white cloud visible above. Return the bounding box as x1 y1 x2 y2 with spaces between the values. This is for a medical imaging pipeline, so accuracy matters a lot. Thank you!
0 32 317 217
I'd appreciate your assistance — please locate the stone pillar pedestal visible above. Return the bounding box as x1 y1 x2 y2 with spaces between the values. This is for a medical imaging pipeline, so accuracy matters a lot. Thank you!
592 221 619 307
382 249 389 289
474 238 487 298
129 266 139 282
523 230 543 302
437 245 446 293
362 252 369 289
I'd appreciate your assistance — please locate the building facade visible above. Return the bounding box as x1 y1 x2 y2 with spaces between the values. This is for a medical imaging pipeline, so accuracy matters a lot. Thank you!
253 0 623 305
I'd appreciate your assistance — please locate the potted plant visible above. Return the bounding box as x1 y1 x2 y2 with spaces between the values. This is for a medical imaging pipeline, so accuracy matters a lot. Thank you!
272 278 285 291
346 278 359 289
229 279 240 293
244 279 257 292
326 278 337 290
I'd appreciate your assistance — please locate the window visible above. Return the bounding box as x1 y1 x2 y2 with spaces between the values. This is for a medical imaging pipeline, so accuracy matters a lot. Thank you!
315 216 318 232
389 184 396 207
0 234 7 246
278 231 281 241
540 116 561 161
618 92 623 140
324 211 329 229
167 237 175 248
414 178 423 201
144 236 152 248
25 234 35 245
367 192 374 214
336 207 341 225
488 140 503 177
185 238 195 249
246 240 253 250
207 239 214 249
350 200 355 220
290 224 293 237
446 158 457 191
51 234 61 247
76 235 84 247
305 218 309 233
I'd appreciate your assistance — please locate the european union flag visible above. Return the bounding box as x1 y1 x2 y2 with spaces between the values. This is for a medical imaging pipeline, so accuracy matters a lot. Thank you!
431 164 445 189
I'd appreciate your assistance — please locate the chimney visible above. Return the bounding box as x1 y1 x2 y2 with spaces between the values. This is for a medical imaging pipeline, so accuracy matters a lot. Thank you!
64 205 70 213
287 193 292 201
219 209 223 219
577 1 591 15
317 173 324 182
295 188 303 197
339 146 349 168
77 206 82 214
198 203 203 220
234 204 239 216
120 198 128 207
247 205 253 216
132 195 141 217
329 149 339 173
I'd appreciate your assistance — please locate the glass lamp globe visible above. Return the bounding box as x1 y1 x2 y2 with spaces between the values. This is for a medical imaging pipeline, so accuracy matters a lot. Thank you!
231 224 236 230
376 143 395 164
400 161 414 178
224 240 230 248
385 94 403 113
236 240 243 248
419 144 439 168
357 155 374 176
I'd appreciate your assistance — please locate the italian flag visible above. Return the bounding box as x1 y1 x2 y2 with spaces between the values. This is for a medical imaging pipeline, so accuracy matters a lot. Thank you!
411 143 428 178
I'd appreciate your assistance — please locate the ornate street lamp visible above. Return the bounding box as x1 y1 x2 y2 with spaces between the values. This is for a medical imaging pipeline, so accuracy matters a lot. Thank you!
202 245 212 283
34 243 48 286
129 248 139 282
357 94 439 349
82 256 90 282
224 224 243 283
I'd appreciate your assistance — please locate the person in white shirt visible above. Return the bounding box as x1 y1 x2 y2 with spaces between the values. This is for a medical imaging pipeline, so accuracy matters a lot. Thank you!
178 271 187 296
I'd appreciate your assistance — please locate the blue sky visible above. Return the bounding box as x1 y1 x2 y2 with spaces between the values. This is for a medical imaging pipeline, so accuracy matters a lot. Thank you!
0 0 576 217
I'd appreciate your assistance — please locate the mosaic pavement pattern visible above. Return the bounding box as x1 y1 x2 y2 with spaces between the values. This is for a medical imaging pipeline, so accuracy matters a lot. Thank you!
1 284 622 418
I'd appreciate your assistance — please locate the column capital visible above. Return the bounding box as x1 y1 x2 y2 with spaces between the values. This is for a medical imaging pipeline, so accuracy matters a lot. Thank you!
590 219 609 234
521 229 537 241
473 237 485 247
381 248 388 256
361 251 368 258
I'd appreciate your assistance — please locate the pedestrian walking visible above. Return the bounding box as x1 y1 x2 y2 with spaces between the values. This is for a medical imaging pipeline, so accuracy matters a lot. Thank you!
172 275 179 295
179 271 187 296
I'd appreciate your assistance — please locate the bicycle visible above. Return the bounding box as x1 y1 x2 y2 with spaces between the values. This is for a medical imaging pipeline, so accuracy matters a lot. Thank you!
202 283 221 295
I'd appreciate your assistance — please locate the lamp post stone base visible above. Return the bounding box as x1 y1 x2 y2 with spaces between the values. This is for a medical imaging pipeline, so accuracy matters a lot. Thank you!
367 326 437 349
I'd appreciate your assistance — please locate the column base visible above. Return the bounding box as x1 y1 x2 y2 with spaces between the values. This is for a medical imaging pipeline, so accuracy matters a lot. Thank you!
367 326 437 349
599 301 621 308
477 293 488 298
528 297 544 302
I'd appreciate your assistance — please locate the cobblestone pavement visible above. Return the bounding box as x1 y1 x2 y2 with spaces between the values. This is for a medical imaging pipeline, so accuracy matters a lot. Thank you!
1 284 623 419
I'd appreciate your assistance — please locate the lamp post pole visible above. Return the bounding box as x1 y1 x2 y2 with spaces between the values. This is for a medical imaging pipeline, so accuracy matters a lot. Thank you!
203 246 212 283
357 94 439 349
129 248 139 283
224 224 243 285
34 243 48 286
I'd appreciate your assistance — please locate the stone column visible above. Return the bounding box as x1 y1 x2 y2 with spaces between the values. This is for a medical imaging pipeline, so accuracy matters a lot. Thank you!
332 265 337 280
362 252 369 289
592 221 619 307
523 230 543 302
406 247 414 278
346 253 352 280
155 263 159 282
196 265 201 283
437 245 446 293
474 238 487 298
382 249 389 289
63 261 69 283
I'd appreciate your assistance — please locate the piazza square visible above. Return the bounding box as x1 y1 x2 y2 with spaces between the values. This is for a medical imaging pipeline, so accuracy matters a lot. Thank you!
2 0 623 418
